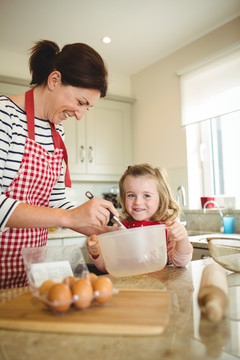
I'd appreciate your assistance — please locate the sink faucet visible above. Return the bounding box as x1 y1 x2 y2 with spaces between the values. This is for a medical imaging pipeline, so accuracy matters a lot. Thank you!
203 200 224 233
176 186 186 226
177 186 186 207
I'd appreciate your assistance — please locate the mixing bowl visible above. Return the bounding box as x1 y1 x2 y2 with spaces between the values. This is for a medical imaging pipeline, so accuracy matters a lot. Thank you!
97 224 167 277
207 237 240 272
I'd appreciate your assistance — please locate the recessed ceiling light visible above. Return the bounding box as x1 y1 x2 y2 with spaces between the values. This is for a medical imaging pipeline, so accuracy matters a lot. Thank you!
102 36 112 44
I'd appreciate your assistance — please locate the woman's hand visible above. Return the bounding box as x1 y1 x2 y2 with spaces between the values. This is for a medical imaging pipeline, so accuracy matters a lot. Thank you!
65 197 120 236
86 234 101 259
5 196 120 236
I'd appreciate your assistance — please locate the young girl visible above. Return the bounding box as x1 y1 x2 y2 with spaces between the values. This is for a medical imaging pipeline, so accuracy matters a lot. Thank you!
86 164 193 273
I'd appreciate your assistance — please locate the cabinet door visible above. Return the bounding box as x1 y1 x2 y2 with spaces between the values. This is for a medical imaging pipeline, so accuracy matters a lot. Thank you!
192 248 210 260
63 98 133 179
47 239 63 246
63 116 86 174
86 99 132 175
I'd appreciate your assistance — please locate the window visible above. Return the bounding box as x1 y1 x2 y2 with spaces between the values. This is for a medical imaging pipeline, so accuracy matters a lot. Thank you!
178 46 240 209
186 110 240 208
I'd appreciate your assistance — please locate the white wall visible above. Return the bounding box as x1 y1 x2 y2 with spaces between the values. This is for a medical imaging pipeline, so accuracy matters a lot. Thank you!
0 49 29 80
107 71 132 97
131 17 240 203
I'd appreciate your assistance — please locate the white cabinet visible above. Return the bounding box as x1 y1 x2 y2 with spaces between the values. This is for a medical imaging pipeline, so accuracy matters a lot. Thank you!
0 78 30 96
47 239 62 246
47 234 92 264
63 97 133 181
192 247 210 260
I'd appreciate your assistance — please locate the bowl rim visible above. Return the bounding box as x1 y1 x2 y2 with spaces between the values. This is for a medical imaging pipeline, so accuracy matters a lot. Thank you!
207 237 240 272
207 237 240 249
207 236 240 242
98 224 167 239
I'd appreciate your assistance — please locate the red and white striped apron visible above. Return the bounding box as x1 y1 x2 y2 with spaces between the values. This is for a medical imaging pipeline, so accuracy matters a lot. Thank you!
0 89 70 289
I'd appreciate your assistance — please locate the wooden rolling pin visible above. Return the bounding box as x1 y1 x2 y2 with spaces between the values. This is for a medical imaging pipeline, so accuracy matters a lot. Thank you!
198 263 228 322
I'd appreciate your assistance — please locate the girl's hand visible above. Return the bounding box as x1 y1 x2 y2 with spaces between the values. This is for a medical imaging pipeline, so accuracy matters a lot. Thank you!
86 234 101 259
166 221 192 255
166 221 188 243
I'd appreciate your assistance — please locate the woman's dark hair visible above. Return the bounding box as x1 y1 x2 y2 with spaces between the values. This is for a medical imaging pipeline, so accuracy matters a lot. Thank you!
28 40 108 97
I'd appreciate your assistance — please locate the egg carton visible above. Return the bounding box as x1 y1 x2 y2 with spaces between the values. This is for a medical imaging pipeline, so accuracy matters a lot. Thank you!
34 278 118 314
22 244 89 289
21 245 118 313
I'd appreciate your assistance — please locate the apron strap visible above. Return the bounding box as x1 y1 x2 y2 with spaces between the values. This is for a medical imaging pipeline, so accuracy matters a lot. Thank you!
49 122 71 188
25 89 35 140
25 89 71 188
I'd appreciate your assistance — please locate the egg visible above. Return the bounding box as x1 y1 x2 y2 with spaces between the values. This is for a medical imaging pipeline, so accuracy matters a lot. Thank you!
62 275 77 289
72 278 94 309
93 276 113 304
84 272 98 285
47 283 72 313
39 279 56 300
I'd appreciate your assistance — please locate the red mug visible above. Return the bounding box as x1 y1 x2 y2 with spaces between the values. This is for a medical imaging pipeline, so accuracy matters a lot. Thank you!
201 197 215 209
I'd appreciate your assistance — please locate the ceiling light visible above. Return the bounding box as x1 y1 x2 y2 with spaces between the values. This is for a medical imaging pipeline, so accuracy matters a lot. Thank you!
102 36 111 44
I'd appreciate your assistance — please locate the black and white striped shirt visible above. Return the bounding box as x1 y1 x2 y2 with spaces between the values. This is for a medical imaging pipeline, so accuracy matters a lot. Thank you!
0 96 73 231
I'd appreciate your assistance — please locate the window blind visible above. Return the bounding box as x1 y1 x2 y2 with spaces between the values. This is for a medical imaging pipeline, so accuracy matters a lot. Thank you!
179 48 240 126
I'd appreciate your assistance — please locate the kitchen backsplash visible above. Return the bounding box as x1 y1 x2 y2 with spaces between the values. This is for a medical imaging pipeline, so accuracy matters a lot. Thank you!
65 181 119 206
185 209 240 234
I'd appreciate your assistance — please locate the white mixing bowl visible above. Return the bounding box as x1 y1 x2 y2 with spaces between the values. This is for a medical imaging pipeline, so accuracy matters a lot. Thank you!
98 224 167 277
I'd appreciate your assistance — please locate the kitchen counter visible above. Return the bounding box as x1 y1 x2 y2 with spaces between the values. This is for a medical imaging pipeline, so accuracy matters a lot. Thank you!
47 228 240 250
189 232 240 250
47 228 85 240
0 259 239 360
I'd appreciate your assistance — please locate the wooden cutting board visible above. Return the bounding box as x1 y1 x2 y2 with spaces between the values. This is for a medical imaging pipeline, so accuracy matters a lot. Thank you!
0 289 170 336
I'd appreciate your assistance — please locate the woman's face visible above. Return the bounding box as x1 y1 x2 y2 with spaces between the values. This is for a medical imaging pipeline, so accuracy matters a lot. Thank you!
123 175 160 221
46 72 101 124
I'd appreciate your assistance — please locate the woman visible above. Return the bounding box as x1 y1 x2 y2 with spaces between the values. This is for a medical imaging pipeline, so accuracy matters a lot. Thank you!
0 40 119 288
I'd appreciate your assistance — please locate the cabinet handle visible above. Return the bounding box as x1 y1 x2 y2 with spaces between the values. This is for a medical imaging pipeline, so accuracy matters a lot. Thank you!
88 146 93 163
80 145 85 162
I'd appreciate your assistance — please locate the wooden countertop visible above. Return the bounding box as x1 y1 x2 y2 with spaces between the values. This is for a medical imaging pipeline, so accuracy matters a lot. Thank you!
0 259 239 360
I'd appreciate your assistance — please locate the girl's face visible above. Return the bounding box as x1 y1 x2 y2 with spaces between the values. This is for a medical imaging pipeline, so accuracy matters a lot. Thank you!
46 71 100 124
123 175 160 221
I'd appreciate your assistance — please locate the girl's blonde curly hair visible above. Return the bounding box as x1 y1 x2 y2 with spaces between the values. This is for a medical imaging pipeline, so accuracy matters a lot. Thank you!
119 163 179 223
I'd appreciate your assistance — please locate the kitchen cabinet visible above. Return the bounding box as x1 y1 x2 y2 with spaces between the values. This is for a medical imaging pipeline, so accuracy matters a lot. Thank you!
0 77 30 96
47 229 92 263
189 235 211 260
192 247 210 260
63 97 133 181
